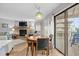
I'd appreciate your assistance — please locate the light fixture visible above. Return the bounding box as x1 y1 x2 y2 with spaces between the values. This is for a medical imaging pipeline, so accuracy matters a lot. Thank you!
35 11 43 20
35 5 44 20
12 28 15 31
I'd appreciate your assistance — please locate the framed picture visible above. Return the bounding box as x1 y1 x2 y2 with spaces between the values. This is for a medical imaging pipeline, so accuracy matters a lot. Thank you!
2 23 8 28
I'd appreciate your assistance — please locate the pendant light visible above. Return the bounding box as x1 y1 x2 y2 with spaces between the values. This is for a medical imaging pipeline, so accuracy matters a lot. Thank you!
35 5 44 20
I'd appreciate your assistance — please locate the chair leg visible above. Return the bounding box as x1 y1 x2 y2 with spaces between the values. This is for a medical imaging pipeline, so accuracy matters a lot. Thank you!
26 46 29 56
33 46 36 56
46 49 49 56
35 47 37 56
31 46 34 56
42 51 44 55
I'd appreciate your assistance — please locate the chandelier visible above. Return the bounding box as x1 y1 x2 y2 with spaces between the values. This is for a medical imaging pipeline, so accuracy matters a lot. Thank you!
35 5 44 20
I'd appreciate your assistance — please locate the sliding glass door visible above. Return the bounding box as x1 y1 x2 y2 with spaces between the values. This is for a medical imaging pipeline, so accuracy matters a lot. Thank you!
54 4 79 56
68 4 79 56
55 13 65 54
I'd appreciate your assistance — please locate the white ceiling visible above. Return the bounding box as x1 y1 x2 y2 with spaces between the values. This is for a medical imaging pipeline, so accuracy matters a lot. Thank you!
0 3 60 21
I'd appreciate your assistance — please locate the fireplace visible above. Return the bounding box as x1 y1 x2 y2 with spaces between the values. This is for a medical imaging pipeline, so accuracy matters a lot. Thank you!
19 30 27 36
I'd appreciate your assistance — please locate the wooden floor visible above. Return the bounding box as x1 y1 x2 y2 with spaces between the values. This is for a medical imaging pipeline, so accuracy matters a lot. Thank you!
9 43 63 56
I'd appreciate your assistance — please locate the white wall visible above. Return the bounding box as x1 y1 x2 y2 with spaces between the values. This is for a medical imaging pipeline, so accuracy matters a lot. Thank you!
0 18 15 35
0 18 36 35
40 15 54 37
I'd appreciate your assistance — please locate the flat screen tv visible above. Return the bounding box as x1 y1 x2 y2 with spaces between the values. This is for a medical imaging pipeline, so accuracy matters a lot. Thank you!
19 22 27 26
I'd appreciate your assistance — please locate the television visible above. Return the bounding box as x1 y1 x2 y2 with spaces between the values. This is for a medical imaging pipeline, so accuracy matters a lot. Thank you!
19 22 27 26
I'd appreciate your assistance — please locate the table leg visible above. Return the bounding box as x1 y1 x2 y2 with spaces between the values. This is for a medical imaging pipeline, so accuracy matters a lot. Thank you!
31 42 34 56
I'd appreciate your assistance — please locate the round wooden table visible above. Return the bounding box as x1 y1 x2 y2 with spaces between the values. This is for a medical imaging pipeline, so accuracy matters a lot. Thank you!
28 36 39 56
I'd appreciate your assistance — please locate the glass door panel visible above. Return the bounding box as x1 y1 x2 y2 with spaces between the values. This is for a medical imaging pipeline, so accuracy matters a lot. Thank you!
68 4 79 56
55 13 65 54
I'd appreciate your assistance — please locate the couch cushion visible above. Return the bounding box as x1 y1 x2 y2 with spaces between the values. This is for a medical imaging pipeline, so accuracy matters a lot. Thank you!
0 36 7 40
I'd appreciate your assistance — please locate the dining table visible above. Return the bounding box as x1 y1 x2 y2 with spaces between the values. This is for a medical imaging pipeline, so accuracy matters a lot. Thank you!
27 36 40 55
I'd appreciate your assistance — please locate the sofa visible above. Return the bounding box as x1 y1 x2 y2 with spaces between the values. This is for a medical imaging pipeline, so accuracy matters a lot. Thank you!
0 36 25 56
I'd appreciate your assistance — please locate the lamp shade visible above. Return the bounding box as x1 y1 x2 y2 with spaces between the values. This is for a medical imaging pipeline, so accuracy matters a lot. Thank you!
35 12 43 20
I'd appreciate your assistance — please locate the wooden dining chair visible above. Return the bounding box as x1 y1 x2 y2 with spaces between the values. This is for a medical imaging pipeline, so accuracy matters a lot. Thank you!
36 38 49 56
25 35 32 56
